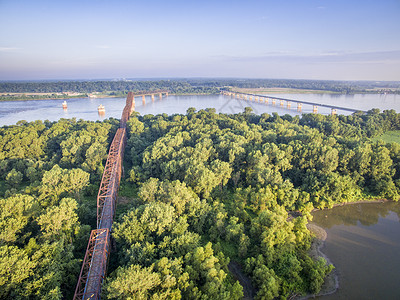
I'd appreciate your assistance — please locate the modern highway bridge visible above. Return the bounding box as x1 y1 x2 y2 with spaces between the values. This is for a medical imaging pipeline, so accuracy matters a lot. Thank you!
73 90 168 300
222 91 367 115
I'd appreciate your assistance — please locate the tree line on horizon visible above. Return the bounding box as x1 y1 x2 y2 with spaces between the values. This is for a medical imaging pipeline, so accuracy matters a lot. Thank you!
0 78 399 95
0 108 399 299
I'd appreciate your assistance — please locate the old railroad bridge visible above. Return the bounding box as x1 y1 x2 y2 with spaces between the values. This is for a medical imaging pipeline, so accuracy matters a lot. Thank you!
73 90 168 300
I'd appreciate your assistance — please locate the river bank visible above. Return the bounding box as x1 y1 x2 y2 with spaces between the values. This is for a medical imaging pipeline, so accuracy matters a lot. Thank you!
312 198 388 212
0 92 222 102
0 92 88 102
304 223 339 299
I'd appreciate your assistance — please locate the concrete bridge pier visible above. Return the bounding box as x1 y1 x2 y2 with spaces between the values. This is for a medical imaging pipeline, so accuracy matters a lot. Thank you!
272 99 276 106
265 98 268 104
166 92 168 97
280 100 284 107
287 101 291 109
142 95 146 105
159 93 162 100
297 103 302 111
151 94 155 102
313 105 318 114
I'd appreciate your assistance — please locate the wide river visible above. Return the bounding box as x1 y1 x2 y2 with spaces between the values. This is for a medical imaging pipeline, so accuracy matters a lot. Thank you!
312 202 400 300
0 93 399 126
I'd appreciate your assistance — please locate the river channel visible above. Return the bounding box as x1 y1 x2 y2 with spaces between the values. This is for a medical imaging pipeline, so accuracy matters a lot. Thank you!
0 93 399 126
312 202 400 300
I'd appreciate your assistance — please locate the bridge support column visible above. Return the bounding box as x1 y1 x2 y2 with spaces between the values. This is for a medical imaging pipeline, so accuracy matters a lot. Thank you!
280 100 284 107
265 98 268 104
131 97 136 113
142 95 146 105
249 95 252 101
313 105 318 114
272 99 276 106
166 92 168 97
331 109 337 116
151 94 155 102
297 103 302 111
287 101 291 109
159 93 162 99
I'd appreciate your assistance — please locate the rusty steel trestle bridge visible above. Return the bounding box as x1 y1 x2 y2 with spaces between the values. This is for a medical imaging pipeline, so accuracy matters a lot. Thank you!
73 91 168 300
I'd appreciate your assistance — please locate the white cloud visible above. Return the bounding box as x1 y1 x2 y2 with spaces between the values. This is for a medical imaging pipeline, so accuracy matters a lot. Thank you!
0 47 21 52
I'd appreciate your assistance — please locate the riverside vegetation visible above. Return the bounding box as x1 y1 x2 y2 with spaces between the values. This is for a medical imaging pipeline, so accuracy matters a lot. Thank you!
1 78 399 101
0 108 399 299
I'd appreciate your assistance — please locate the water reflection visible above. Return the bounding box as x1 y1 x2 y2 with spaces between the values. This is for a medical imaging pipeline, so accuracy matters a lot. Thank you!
312 202 400 228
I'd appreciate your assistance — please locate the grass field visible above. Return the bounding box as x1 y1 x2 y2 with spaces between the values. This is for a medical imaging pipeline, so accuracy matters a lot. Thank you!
373 130 400 144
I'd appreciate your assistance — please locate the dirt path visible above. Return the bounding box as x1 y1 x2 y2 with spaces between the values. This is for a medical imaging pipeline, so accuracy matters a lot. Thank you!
228 261 256 300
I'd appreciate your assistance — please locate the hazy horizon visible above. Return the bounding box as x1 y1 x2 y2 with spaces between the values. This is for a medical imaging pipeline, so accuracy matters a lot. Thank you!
1 0 399 81
1 77 400 84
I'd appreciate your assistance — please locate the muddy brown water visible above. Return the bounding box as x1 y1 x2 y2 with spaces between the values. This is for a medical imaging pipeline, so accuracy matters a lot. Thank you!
312 202 400 300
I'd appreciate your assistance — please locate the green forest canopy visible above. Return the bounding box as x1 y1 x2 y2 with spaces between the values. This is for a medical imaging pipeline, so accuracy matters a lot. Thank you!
0 107 400 299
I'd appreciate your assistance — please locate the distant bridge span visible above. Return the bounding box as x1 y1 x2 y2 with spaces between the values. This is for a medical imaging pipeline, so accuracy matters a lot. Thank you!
222 91 367 115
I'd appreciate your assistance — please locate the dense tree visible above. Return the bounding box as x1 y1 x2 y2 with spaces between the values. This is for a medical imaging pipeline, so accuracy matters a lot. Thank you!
1 106 400 299
0 118 117 299
118 108 400 299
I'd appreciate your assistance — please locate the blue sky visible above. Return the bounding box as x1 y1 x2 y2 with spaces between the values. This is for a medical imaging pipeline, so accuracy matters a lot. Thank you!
0 0 399 81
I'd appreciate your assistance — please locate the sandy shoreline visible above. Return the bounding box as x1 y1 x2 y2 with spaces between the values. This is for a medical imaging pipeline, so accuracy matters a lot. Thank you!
302 223 339 299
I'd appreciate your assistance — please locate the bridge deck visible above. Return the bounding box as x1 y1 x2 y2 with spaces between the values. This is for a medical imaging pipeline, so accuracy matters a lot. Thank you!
74 91 159 300
226 91 367 113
